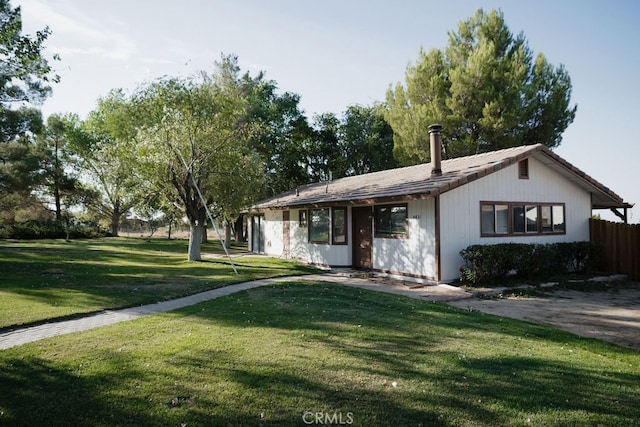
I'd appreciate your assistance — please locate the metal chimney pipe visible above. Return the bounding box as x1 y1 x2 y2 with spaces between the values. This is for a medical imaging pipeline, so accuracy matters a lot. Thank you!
429 124 443 176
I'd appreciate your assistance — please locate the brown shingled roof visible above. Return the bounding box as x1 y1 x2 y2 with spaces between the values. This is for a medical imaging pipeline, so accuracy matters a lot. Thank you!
248 144 631 211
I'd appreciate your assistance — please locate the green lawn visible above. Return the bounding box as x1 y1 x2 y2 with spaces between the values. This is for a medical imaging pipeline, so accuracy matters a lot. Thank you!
1 282 638 426
1 238 639 426
0 237 317 329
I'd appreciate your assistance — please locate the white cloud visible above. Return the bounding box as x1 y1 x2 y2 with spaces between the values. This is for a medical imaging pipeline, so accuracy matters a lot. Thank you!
17 0 136 61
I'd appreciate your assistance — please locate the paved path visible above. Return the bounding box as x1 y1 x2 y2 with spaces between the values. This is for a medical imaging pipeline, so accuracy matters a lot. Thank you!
0 273 471 350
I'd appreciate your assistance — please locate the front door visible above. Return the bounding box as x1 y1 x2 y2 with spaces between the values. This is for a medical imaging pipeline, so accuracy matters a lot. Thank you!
251 215 265 254
352 206 373 269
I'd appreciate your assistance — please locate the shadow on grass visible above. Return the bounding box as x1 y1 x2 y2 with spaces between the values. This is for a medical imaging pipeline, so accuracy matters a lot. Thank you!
1 282 638 426
0 238 317 329
177 282 640 424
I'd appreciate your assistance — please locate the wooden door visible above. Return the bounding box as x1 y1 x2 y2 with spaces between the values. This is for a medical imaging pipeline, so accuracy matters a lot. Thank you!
352 206 373 269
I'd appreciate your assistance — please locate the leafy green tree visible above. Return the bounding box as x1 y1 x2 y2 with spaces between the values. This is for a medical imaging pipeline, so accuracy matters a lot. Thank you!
134 57 263 261
0 0 59 222
386 8 577 165
0 0 59 135
34 114 79 222
305 113 343 181
244 80 310 197
0 130 43 223
67 90 140 236
340 104 397 175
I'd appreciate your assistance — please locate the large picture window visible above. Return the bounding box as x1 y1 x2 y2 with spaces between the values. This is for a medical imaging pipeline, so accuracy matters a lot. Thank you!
481 202 565 237
374 204 408 238
332 208 347 244
309 208 330 243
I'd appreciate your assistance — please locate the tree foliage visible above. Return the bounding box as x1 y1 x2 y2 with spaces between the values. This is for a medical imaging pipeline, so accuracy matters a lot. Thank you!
0 0 58 140
339 104 396 175
66 90 141 236
133 56 264 260
34 114 80 222
386 8 577 165
0 0 59 223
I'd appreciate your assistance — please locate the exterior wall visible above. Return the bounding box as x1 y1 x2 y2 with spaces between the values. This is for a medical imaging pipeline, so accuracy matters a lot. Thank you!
253 208 352 266
289 208 352 266
372 198 437 279
439 157 592 282
250 210 285 257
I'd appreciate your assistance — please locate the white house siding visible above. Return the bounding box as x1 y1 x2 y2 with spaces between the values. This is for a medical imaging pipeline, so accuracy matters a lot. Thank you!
372 198 437 279
250 208 348 264
439 157 592 282
261 210 284 256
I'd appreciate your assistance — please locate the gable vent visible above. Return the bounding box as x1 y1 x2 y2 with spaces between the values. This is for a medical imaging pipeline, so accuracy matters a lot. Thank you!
518 159 529 179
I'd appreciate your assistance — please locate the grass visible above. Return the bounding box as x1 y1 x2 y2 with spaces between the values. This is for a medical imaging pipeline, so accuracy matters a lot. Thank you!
0 237 317 329
1 238 639 426
0 282 639 426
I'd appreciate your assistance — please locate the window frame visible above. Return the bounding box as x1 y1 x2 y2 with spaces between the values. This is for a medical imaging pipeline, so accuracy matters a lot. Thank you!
374 204 408 238
331 207 348 245
299 210 308 227
308 208 330 244
480 202 565 237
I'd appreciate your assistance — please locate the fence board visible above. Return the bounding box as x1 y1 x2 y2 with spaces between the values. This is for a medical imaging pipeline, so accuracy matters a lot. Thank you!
590 218 640 280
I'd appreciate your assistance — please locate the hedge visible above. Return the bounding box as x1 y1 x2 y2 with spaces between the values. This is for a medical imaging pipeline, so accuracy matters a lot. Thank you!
0 220 108 240
459 241 602 286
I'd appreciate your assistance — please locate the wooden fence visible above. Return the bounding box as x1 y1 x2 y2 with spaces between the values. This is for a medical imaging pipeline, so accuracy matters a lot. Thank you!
590 218 640 281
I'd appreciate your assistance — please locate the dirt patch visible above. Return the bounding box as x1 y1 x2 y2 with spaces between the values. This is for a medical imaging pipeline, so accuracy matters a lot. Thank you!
446 282 640 351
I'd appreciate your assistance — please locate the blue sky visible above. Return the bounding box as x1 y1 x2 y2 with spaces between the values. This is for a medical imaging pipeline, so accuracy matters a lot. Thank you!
17 0 640 222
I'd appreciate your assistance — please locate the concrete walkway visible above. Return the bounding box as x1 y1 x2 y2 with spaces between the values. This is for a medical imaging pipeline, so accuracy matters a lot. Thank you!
0 272 471 350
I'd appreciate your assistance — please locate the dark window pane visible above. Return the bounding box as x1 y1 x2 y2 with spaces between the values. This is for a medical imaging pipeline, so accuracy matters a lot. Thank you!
375 205 407 236
513 205 525 233
332 208 347 244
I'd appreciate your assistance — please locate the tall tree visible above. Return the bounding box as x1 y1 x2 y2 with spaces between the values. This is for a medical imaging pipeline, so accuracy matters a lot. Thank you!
386 8 577 165
244 80 311 197
0 0 58 136
340 104 397 175
35 114 79 221
305 113 343 181
0 0 58 222
134 57 263 261
67 90 140 236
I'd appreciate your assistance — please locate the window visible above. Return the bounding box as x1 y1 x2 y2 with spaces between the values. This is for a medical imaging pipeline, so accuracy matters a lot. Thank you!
481 204 509 234
552 205 566 232
481 202 565 236
374 204 407 237
512 205 538 233
332 208 347 244
309 208 330 243
299 210 308 227
519 159 529 179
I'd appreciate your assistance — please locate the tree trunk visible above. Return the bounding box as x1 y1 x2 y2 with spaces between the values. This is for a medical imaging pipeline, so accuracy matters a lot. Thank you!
188 220 203 261
224 221 232 249
110 213 119 237
234 215 245 242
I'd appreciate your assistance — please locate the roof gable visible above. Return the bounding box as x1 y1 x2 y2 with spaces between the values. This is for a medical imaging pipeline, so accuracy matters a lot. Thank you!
249 144 630 211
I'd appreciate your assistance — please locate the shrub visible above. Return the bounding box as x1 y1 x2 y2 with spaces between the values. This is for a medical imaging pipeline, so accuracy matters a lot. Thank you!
0 220 108 239
459 241 602 286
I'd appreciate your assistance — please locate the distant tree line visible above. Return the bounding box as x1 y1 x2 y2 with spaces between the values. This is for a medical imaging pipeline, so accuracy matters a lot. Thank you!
0 1 577 261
